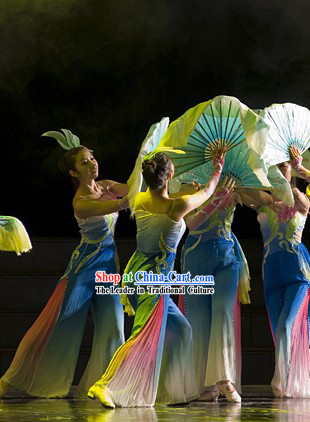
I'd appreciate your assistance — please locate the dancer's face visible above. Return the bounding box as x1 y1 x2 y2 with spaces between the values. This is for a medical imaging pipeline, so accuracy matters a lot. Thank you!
277 161 292 182
70 149 98 181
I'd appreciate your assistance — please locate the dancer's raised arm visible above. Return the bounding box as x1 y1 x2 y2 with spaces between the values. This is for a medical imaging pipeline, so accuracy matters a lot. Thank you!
97 180 129 197
185 178 235 230
74 196 128 218
170 143 227 221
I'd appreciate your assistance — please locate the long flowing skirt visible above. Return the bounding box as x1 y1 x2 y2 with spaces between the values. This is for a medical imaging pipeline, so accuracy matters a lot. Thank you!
181 237 242 394
1 237 124 397
263 243 310 397
92 249 199 407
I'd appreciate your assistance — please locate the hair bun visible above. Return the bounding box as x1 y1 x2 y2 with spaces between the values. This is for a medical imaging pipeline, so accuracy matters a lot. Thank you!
141 152 173 190
142 159 157 173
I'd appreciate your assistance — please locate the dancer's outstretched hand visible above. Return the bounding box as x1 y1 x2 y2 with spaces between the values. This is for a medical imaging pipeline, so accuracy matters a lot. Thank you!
191 180 202 191
210 140 228 171
211 176 236 208
220 176 236 195
289 145 302 164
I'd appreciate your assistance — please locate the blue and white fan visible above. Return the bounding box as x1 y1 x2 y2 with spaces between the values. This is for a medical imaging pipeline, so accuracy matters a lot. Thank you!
259 103 310 165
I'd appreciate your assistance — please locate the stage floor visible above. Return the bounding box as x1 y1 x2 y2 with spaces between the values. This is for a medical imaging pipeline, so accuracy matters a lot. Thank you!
1 387 309 421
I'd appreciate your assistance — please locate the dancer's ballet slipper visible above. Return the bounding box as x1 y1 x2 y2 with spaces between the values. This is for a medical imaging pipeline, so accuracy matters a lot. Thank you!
217 381 241 403
272 386 282 398
87 385 115 409
0 380 10 398
197 390 219 401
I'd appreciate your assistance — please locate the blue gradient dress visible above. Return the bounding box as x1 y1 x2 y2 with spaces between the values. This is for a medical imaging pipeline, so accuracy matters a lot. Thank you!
181 205 250 394
92 208 199 407
258 206 310 397
1 212 124 398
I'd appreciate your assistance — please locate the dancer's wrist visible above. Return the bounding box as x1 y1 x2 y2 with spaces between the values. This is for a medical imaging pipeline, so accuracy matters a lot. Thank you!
291 161 310 182
291 157 302 169
215 186 229 198
213 156 224 172
200 188 228 214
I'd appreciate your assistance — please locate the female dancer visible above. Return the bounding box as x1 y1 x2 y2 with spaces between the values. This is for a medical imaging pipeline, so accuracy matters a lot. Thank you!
87 146 230 408
180 180 270 402
0 145 128 398
247 147 310 397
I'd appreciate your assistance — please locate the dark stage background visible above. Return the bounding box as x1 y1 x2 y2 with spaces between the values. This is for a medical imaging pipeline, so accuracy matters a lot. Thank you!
0 0 309 239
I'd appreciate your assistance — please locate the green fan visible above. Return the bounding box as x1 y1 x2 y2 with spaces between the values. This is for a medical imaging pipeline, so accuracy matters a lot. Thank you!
159 95 271 189
0 216 32 255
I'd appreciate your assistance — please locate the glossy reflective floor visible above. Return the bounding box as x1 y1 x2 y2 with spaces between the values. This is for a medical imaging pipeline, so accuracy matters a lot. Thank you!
1 388 310 421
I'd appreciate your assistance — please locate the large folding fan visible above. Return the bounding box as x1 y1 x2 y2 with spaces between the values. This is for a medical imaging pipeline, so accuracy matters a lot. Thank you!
0 216 32 255
127 117 185 214
127 117 170 213
251 103 310 205
258 103 310 165
158 95 271 189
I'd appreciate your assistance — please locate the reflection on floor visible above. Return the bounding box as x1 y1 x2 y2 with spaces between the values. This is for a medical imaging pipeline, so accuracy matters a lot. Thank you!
1 388 310 421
